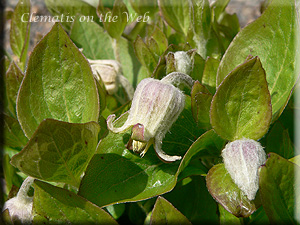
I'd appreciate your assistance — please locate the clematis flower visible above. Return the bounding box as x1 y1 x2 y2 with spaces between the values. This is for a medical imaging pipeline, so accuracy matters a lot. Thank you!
2 177 34 224
88 59 134 99
222 138 266 200
107 72 194 162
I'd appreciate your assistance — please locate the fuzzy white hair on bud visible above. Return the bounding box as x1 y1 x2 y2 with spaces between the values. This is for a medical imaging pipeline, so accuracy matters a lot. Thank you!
2 177 34 224
88 59 134 99
107 73 194 162
222 138 266 200
174 51 192 75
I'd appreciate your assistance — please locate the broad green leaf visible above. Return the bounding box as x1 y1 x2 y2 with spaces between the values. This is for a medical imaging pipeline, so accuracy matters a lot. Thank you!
163 176 219 224
150 196 192 225
10 0 31 70
218 204 241 225
191 81 212 129
201 57 220 94
210 56 272 141
98 0 128 38
70 17 114 60
158 0 191 36
217 0 299 120
33 180 118 224
5 61 24 117
206 163 260 217
259 152 300 224
3 114 28 149
265 122 294 159
79 99 222 207
17 23 99 138
134 35 157 74
11 119 100 187
45 0 99 32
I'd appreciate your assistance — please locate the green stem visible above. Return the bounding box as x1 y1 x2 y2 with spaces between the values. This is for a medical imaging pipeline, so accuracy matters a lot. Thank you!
112 38 120 63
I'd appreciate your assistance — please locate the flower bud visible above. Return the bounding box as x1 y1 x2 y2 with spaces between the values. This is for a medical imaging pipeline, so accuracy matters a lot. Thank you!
173 51 192 75
107 73 194 162
222 139 266 200
88 59 121 95
2 177 34 224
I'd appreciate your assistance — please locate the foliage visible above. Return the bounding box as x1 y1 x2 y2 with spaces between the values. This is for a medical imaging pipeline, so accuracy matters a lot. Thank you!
1 0 299 224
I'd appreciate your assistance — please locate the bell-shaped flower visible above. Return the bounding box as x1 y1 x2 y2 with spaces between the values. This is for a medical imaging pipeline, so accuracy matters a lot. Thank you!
107 72 194 162
222 138 266 200
2 177 34 224
88 59 134 99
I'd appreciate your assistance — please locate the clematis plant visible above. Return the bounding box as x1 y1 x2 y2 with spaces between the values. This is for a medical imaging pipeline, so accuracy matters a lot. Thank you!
2 0 299 224
107 72 194 162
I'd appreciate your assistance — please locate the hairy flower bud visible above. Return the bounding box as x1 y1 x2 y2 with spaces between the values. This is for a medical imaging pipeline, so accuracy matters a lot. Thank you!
107 72 194 162
222 139 266 200
2 177 34 224
88 59 134 99
173 51 192 75
88 59 121 95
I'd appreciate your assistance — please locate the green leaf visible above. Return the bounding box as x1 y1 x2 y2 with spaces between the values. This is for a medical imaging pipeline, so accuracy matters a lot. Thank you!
17 23 99 138
158 0 191 36
98 0 129 39
211 0 230 21
133 35 157 74
210 56 272 141
163 176 219 224
11 119 100 187
206 163 259 217
45 0 99 32
190 51 205 82
146 26 168 58
5 61 24 117
259 152 300 224
191 81 212 129
10 0 31 70
186 0 211 58
117 36 141 88
79 98 210 207
3 154 23 196
246 206 270 225
105 204 126 220
218 204 241 225
3 114 28 149
129 0 158 16
33 180 118 224
201 57 220 94
70 17 114 60
217 0 299 120
265 122 295 159
150 196 192 225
